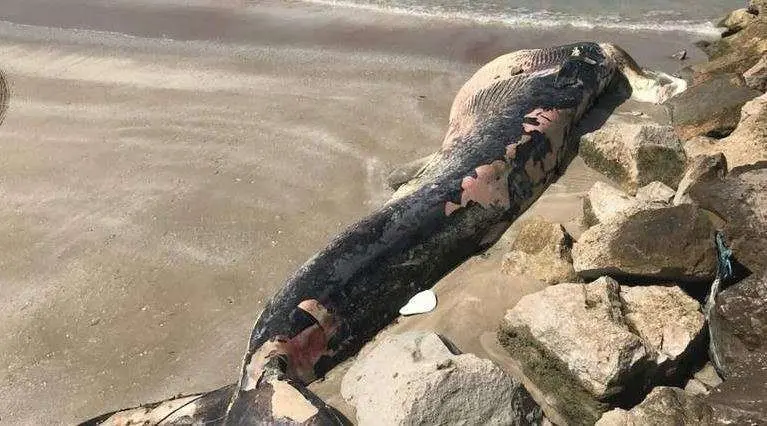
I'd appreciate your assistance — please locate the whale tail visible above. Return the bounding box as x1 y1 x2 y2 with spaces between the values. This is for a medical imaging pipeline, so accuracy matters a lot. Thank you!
599 42 687 104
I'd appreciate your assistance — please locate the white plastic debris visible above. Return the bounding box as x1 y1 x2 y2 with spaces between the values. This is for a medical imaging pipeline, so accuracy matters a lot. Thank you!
399 290 437 316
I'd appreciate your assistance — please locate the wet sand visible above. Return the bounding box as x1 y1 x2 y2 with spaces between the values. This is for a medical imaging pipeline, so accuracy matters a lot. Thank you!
0 1 711 423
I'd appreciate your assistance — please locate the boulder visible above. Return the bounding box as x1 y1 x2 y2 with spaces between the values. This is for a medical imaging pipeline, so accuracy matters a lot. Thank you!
572 204 717 282
579 114 686 193
718 8 758 35
743 55 767 91
685 379 710 396
340 332 541 426
713 93 767 169
634 181 675 204
620 286 706 366
691 20 767 77
694 363 723 390
705 353 767 424
673 153 728 206
501 216 577 285
666 74 762 141
499 278 705 425
582 182 641 228
708 270 767 376
686 163 767 274
596 387 713 426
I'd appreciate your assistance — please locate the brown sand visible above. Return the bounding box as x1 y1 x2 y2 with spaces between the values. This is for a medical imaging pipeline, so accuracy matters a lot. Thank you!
0 1 709 423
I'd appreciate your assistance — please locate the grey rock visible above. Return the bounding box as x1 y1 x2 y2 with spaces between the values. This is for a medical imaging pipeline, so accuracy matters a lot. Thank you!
341 332 541 426
582 182 641 228
708 270 767 376
673 153 728 206
621 286 706 365
693 363 723 390
666 74 762 141
635 181 676 204
743 55 767 92
596 387 713 426
501 216 577 285
579 113 686 194
572 204 717 282
705 352 767 425
717 8 758 35
686 163 767 274
503 278 647 399
685 378 711 396
499 278 705 425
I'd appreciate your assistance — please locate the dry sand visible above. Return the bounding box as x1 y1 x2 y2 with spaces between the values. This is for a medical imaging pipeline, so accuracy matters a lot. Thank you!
0 1 712 423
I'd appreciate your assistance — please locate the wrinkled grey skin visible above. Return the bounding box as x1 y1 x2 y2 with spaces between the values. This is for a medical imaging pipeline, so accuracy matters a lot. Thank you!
81 42 653 425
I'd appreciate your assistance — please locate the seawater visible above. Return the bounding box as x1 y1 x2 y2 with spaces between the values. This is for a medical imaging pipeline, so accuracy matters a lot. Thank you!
301 0 737 35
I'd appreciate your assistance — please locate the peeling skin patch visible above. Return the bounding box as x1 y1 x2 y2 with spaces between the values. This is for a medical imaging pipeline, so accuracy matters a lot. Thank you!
243 300 338 388
445 160 510 216
506 134 532 160
522 108 560 134
270 381 319 423
99 395 202 425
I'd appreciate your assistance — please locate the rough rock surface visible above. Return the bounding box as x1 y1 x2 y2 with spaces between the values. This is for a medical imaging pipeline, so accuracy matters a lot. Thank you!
752 0 767 15
708 270 767 376
501 216 577 285
621 286 706 365
673 153 728 206
691 20 767 83
634 181 675 204
718 8 758 35
596 387 713 425
582 182 641 228
572 204 717 282
713 93 767 169
340 332 541 426
743 54 767 91
499 278 705 425
666 74 762 141
686 163 767 274
705 354 767 424
579 113 686 193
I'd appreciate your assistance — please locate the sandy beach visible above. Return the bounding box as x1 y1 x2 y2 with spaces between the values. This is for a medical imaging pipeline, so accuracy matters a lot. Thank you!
0 1 719 423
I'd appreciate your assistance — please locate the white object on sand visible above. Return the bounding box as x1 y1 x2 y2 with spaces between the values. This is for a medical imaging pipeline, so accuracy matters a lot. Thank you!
399 290 437 316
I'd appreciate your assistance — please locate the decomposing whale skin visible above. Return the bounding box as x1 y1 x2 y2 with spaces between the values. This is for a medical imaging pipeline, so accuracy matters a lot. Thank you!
81 42 685 425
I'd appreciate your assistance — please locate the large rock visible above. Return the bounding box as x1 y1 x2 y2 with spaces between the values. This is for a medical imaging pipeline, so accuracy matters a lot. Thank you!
582 182 673 229
705 352 767 424
686 163 767 274
634 181 675 204
579 114 686 194
666 74 762 141
680 93 767 170
714 93 767 169
708 270 767 376
499 278 705 425
596 387 713 425
743 54 767 91
691 20 767 80
501 216 577 285
340 332 541 425
572 204 717 282
673 153 728 206
718 8 758 35
621 286 706 366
